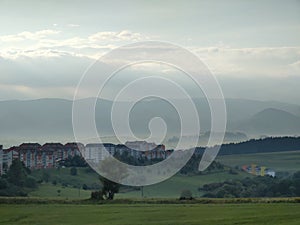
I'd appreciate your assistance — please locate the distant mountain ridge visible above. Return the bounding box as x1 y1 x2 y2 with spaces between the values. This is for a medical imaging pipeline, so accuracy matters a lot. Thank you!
0 98 300 147
236 108 300 135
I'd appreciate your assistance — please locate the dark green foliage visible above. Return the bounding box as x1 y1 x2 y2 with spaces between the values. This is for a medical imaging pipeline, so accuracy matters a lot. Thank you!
0 178 8 189
0 159 37 196
180 155 225 175
228 169 238 175
80 182 101 191
100 177 120 200
42 171 50 183
82 184 88 190
91 190 104 200
62 156 87 167
179 189 193 200
200 171 300 198
293 171 300 179
6 159 27 187
196 136 300 156
70 167 78 176
25 177 38 188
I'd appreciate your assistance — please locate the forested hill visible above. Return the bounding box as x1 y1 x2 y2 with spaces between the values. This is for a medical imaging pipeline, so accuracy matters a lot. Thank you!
195 136 300 155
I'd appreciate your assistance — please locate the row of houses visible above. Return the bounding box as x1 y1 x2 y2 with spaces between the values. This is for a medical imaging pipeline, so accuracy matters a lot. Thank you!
242 164 276 177
0 141 170 174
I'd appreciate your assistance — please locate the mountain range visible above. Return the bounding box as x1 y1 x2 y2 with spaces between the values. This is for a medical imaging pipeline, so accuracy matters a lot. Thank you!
0 98 300 148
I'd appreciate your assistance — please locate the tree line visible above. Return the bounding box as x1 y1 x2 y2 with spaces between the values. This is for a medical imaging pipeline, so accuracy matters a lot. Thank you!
195 136 300 155
0 159 38 196
199 171 300 198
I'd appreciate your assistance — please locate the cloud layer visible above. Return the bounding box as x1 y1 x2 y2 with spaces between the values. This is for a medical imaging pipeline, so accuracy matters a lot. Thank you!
0 29 299 103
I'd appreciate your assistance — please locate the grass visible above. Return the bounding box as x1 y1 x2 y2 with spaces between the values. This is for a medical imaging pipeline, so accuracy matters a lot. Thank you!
29 167 98 199
29 171 248 199
29 183 91 199
0 203 299 225
28 150 300 199
29 169 250 199
31 167 100 188
217 150 300 172
3 151 299 224
116 171 249 198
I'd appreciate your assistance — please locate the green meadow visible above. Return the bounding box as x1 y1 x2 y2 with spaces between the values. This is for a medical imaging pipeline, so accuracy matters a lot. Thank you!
29 170 249 199
2 151 300 225
217 150 300 173
27 151 300 199
0 203 299 225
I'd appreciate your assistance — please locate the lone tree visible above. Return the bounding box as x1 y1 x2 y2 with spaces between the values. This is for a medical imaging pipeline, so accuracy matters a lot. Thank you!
93 157 128 200
99 177 121 200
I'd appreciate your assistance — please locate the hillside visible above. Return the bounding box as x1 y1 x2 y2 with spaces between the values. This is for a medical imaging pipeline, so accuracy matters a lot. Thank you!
237 108 300 135
195 136 300 156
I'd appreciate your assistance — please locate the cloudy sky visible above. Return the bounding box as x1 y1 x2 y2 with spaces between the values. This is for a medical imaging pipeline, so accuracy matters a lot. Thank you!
0 0 300 104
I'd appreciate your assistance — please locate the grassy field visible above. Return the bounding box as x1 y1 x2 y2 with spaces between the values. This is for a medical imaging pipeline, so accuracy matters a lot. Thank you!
217 150 300 172
29 171 249 199
116 171 249 198
0 203 299 225
31 167 100 188
29 167 99 199
27 150 300 199
29 183 91 199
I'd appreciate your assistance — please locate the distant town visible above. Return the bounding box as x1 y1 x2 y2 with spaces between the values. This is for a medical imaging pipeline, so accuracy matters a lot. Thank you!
0 141 172 175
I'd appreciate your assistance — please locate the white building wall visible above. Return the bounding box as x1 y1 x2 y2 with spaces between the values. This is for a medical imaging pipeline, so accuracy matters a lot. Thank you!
85 144 115 163
266 171 276 177
85 145 102 163
4 151 14 169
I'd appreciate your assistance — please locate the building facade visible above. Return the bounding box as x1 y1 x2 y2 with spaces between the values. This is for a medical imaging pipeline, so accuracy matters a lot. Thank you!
1 142 84 172
1 141 169 173
84 141 168 163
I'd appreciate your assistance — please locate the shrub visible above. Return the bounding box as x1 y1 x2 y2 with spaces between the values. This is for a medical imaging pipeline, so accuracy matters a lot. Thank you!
42 171 50 183
228 169 238 175
82 184 88 190
91 191 104 200
179 189 193 200
70 167 77 176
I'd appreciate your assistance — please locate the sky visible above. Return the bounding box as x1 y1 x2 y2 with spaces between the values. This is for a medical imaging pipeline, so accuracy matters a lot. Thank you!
0 0 300 104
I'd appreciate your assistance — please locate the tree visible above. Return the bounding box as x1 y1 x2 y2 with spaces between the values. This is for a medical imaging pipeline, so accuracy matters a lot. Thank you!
0 178 8 189
24 177 37 188
99 177 120 200
97 157 128 200
6 159 27 187
91 191 104 200
63 155 87 167
42 171 50 183
180 189 193 200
